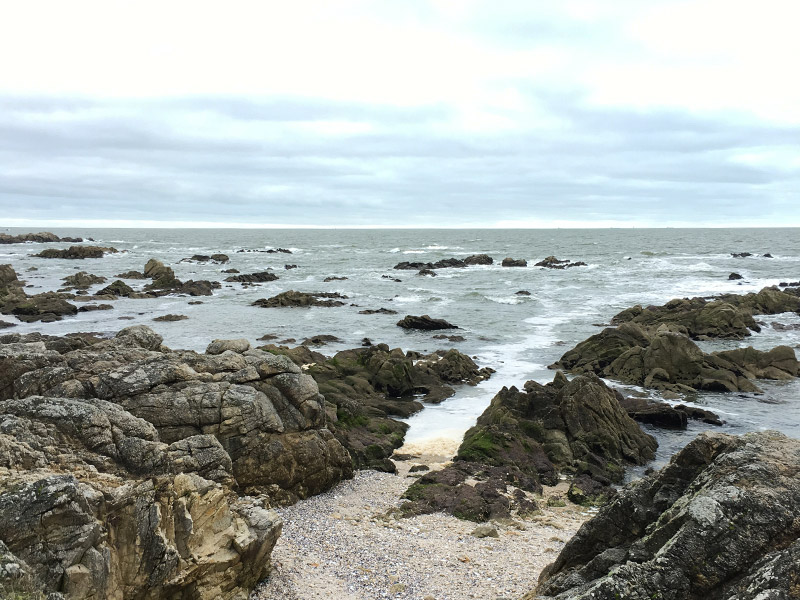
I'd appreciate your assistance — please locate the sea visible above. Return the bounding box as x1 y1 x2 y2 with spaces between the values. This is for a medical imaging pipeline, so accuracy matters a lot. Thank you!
2 227 799 473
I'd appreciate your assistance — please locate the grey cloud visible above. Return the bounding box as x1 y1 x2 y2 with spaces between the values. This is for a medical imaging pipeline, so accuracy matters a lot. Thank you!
0 91 797 226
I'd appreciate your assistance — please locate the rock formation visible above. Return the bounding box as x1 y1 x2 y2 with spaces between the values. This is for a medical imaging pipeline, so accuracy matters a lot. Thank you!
552 322 798 393
0 231 82 244
0 326 327 598
531 431 800 600
252 290 347 308
401 373 657 521
534 256 588 269
264 342 493 473
501 257 527 267
0 264 79 323
396 314 459 330
225 271 279 283
33 245 118 259
610 286 800 339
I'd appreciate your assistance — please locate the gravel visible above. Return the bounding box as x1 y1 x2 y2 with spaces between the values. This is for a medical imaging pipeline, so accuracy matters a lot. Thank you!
252 455 590 600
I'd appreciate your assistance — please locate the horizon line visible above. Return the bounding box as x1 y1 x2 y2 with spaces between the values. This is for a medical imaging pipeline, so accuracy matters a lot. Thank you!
3 219 799 230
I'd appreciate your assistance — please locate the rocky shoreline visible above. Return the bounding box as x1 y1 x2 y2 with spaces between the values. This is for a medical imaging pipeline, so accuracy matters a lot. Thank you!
1 233 799 599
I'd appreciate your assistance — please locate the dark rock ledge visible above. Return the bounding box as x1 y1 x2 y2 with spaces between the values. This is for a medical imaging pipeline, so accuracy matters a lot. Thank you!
529 430 800 600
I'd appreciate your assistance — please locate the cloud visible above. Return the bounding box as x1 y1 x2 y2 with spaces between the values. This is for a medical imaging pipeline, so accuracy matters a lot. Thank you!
0 0 798 227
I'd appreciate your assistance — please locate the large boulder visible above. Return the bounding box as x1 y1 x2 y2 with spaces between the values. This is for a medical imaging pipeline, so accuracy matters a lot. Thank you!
0 327 353 503
396 314 459 330
0 472 280 600
401 373 657 521
532 431 800 600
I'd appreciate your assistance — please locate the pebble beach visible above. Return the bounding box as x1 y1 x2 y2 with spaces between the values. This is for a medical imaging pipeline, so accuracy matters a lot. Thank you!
253 441 591 600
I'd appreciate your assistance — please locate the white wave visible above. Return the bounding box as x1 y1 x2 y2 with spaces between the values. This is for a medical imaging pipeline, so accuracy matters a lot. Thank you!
485 295 524 305
388 247 400 253
402 250 426 254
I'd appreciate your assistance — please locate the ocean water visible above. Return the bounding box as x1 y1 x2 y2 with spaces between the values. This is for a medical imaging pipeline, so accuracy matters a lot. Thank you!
3 227 800 469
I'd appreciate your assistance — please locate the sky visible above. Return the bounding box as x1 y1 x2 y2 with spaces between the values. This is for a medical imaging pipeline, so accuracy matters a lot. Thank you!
1 0 799 228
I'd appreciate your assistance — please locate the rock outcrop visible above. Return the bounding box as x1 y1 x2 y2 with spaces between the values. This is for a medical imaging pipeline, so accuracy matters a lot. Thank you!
1 264 79 323
501 257 527 267
264 343 493 473
33 245 118 259
0 231 82 244
401 373 657 521
534 256 587 269
610 286 800 339
60 271 107 289
225 271 279 283
552 322 798 393
396 314 459 330
0 326 369 597
252 290 347 308
532 431 800 600
181 253 230 263
0 326 352 501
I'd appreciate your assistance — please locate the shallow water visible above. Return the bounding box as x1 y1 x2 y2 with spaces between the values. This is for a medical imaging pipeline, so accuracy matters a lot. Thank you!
3 226 800 468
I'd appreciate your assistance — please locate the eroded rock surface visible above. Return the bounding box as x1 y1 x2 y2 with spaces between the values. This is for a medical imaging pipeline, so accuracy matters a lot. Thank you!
0 325 362 598
553 322 798 393
532 431 800 600
401 373 656 521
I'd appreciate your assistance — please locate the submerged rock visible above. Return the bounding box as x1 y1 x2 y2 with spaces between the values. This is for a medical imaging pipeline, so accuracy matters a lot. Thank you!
532 431 800 600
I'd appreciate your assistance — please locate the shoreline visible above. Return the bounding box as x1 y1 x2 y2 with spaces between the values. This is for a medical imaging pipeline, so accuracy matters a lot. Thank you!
253 445 590 600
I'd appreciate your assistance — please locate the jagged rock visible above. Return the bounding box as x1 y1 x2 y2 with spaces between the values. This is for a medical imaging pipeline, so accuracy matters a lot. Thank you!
77 304 113 312
0 320 15 329
397 314 458 330
181 253 229 263
114 270 147 279
153 314 188 322
252 290 347 308
0 472 281 600
516 290 531 296
731 251 753 257
0 232 83 244
729 272 743 280
284 264 297 270
306 344 493 472
464 254 493 265
0 326 353 503
323 276 347 282
401 373 656 521
359 307 398 315
393 258 467 270
417 268 436 277
619 396 723 428
98 280 134 297
611 286 800 339
61 271 107 289
501 257 527 267
225 271 279 283
301 335 341 346
535 256 587 269
532 431 800 600
206 338 252 355
553 323 798 393
34 246 118 259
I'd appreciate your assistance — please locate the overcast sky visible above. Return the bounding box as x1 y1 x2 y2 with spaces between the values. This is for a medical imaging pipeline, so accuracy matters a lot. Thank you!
1 0 799 228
